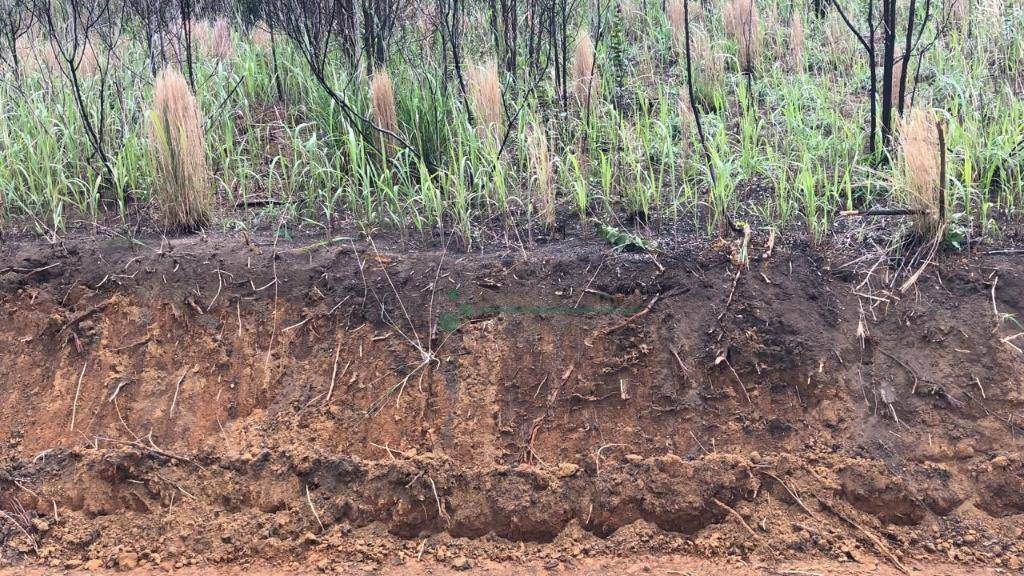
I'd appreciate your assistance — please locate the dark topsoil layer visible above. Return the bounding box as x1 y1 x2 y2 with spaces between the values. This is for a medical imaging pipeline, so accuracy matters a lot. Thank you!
0 230 1023 573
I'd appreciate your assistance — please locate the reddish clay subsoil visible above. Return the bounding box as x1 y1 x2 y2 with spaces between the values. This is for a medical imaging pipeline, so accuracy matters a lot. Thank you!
0 233 1022 574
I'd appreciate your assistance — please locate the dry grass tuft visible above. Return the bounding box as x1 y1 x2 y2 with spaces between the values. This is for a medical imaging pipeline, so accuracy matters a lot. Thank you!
723 0 762 73
691 24 724 90
898 109 942 236
947 0 970 24
677 95 695 134
890 54 905 108
369 70 400 155
789 10 804 74
666 0 685 48
17 37 99 77
526 124 555 228
149 66 213 231
193 18 234 61
250 27 272 51
468 61 503 144
826 13 854 68
618 0 644 32
572 30 600 111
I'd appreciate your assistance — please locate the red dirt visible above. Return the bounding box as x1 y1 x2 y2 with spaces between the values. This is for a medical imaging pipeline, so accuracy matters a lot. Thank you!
1 233 1022 574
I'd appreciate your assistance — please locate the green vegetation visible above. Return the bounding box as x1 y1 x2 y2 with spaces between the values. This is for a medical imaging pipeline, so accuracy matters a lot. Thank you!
0 0 1021 245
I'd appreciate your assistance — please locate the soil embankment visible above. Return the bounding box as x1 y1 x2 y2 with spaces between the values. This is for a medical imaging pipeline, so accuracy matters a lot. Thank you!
1 235 1022 573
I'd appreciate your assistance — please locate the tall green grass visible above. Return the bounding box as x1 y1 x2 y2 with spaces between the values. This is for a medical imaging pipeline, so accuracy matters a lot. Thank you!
0 2 1021 243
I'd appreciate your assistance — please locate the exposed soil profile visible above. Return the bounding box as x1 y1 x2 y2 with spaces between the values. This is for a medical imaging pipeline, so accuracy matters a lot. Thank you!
1 233 1023 574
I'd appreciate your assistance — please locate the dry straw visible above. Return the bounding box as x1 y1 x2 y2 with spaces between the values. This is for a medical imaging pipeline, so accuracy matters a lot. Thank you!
250 27 272 51
789 10 804 74
525 124 555 228
890 54 905 108
826 13 854 68
898 109 943 237
723 0 762 72
666 0 685 51
149 66 212 231
572 30 600 111
193 18 234 61
691 24 724 88
947 0 969 24
17 38 98 76
468 61 503 145
369 70 400 155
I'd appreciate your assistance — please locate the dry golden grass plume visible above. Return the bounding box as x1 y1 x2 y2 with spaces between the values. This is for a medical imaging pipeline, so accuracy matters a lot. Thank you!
947 0 970 24
149 66 213 231
789 10 804 74
17 37 98 77
468 61 503 145
572 30 600 111
525 124 555 228
723 0 762 72
826 13 854 68
193 18 234 61
691 24 724 88
898 108 943 237
250 26 272 51
369 69 400 155
666 0 686 49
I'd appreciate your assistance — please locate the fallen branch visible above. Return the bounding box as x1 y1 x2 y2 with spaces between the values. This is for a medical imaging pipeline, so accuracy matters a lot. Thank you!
602 293 660 335
0 263 60 276
819 499 908 574
305 484 325 532
840 208 926 217
69 362 87 432
712 497 777 559
57 299 112 335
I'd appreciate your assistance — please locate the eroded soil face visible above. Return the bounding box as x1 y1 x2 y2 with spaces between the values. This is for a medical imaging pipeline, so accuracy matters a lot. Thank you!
1 235 1023 573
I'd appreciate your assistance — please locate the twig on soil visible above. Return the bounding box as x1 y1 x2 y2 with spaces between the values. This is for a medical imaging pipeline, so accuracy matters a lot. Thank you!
574 258 607 309
58 299 111 336
305 484 325 532
760 472 817 520
689 431 711 455
602 292 665 336
93 434 203 469
819 500 908 574
839 208 925 217
287 236 354 255
962 390 1024 434
0 509 37 553
155 473 197 501
594 443 628 475
717 267 743 321
715 352 751 404
429 477 450 527
762 228 776 260
602 284 692 332
899 233 941 294
112 337 151 352
282 316 311 332
168 368 189 419
532 375 549 400
878 349 920 394
206 270 225 312
262 223 285 379
991 276 1003 322
711 497 764 544
323 340 346 406
69 362 87 432
236 301 243 339
0 263 60 276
